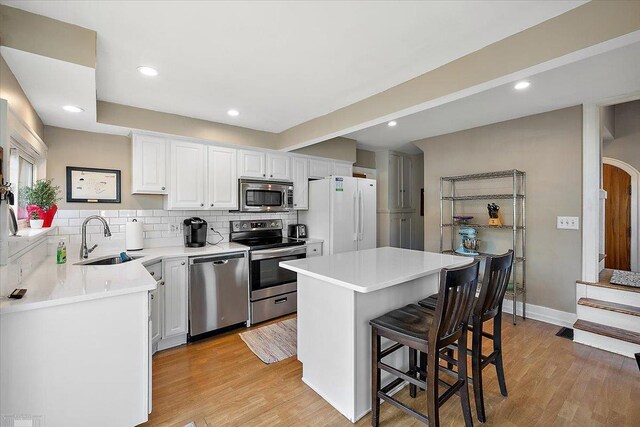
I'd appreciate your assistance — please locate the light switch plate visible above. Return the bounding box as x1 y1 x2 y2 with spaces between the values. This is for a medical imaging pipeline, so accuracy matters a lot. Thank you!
557 216 580 230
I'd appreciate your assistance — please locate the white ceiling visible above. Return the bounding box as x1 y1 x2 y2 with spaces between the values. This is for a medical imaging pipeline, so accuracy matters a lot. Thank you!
0 47 129 135
347 41 640 154
1 0 584 133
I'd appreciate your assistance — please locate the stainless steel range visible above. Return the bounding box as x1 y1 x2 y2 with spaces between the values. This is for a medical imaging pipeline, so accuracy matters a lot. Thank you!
230 219 305 324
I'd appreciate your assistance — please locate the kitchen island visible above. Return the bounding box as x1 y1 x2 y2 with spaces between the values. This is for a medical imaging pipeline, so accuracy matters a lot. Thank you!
280 247 470 423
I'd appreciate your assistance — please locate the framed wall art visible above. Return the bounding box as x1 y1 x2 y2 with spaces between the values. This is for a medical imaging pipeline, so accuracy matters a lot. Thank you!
66 166 121 203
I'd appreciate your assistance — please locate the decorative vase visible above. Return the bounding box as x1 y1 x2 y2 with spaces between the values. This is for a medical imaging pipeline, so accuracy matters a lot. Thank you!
30 219 44 229
41 205 58 227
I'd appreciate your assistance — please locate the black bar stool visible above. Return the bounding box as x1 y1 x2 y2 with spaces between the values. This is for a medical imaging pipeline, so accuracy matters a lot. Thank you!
419 250 514 422
369 260 480 427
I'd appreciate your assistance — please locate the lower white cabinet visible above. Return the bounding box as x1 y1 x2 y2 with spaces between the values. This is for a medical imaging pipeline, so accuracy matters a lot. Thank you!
390 213 413 249
162 258 188 339
150 287 162 347
306 242 323 257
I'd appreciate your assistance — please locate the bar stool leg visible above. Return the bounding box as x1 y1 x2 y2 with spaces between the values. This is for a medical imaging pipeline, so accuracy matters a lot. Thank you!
471 322 485 423
458 329 474 427
371 328 381 427
409 348 418 398
493 313 508 397
426 350 440 427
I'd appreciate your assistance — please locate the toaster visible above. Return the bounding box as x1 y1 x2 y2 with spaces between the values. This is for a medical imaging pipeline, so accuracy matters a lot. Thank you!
288 224 307 238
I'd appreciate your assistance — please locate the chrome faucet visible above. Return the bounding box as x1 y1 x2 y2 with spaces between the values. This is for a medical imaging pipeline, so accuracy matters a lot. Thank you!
80 215 112 259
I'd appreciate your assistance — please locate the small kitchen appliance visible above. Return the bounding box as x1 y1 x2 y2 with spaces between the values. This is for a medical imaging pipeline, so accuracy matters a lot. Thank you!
287 224 307 238
238 179 294 212
183 217 208 247
456 227 479 256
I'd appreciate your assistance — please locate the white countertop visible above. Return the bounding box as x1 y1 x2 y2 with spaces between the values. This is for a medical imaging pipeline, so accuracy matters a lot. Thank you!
0 242 248 315
280 247 471 293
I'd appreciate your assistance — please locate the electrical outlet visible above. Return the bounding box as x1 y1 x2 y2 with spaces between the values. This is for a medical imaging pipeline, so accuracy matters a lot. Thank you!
169 224 181 232
557 216 580 230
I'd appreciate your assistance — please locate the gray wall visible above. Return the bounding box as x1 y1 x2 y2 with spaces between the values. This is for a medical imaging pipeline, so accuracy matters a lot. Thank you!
603 100 640 171
414 106 583 314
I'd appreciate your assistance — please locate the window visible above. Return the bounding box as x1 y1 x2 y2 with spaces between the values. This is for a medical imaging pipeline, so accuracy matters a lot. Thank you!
9 146 36 220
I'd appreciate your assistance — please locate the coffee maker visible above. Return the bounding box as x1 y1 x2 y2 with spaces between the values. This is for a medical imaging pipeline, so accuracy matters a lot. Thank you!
183 217 207 247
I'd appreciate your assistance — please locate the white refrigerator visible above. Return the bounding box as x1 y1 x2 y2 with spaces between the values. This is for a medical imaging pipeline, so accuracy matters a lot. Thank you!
301 176 376 255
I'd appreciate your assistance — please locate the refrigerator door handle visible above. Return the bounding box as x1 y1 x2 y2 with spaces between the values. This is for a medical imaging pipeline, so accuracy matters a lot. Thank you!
353 191 358 242
359 189 364 241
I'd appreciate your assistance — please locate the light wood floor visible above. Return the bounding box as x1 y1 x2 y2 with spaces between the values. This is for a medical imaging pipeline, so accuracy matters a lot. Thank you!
142 316 639 427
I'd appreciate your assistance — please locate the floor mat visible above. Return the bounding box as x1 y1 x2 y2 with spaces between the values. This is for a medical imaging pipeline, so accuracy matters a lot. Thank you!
239 318 297 364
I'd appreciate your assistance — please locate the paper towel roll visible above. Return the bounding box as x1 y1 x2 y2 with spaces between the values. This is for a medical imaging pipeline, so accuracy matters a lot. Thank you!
126 219 144 251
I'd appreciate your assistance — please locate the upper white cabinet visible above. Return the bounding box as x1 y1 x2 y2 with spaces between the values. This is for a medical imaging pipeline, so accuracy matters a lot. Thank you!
238 150 266 178
207 146 238 209
292 157 309 210
132 134 167 194
167 140 207 209
388 153 413 210
267 153 292 181
333 162 353 177
309 159 332 179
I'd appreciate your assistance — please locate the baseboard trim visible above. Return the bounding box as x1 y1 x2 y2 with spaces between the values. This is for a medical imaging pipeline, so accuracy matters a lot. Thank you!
503 299 576 328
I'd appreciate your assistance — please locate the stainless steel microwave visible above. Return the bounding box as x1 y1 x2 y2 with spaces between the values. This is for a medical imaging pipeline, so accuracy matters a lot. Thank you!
239 179 294 212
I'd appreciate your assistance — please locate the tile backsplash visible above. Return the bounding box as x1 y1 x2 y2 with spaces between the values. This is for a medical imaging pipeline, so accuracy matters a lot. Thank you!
52 209 298 246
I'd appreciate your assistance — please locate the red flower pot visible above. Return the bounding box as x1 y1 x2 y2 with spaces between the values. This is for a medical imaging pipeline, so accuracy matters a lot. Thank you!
27 204 58 227
42 205 58 227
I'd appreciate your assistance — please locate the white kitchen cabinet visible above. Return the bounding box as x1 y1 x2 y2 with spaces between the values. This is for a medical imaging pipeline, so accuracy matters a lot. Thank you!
333 162 353 177
167 140 206 209
150 287 162 347
267 153 292 180
207 146 238 209
388 154 412 210
306 242 323 257
238 149 266 178
132 133 167 194
390 213 412 249
309 158 332 179
292 157 309 209
162 258 188 339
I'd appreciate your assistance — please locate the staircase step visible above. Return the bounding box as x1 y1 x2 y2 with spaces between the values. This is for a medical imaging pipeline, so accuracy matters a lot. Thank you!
573 320 640 345
577 269 640 294
577 298 640 317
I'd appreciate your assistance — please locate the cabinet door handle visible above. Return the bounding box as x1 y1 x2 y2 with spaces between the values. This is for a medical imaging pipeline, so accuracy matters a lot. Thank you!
151 294 154 300
210 203 214 207
263 174 266 177
150 271 155 276
161 186 166 190
275 297 288 304
181 261 185 266
200 203 204 207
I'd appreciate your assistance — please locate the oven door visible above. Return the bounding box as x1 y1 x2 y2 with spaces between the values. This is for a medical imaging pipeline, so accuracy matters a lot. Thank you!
240 180 292 212
250 246 306 300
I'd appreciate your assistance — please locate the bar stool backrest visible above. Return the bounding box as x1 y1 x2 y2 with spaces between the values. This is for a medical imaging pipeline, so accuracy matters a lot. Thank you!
475 250 514 322
430 260 480 349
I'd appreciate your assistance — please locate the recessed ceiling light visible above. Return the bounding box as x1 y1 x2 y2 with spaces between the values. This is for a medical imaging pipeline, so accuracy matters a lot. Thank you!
62 105 84 113
227 109 240 117
514 81 531 90
137 66 158 77
387 121 397 127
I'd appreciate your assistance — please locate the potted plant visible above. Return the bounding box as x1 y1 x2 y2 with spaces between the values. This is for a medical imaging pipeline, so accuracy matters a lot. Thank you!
29 210 44 229
24 179 61 228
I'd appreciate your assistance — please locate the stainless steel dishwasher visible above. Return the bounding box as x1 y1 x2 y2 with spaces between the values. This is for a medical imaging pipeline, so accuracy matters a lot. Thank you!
188 252 249 338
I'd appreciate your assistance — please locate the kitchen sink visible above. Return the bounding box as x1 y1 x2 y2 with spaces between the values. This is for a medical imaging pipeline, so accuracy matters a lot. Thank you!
74 254 143 266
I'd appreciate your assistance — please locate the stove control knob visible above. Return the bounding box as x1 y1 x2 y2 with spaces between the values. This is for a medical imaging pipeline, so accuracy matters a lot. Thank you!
271 222 276 227
242 223 248 229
